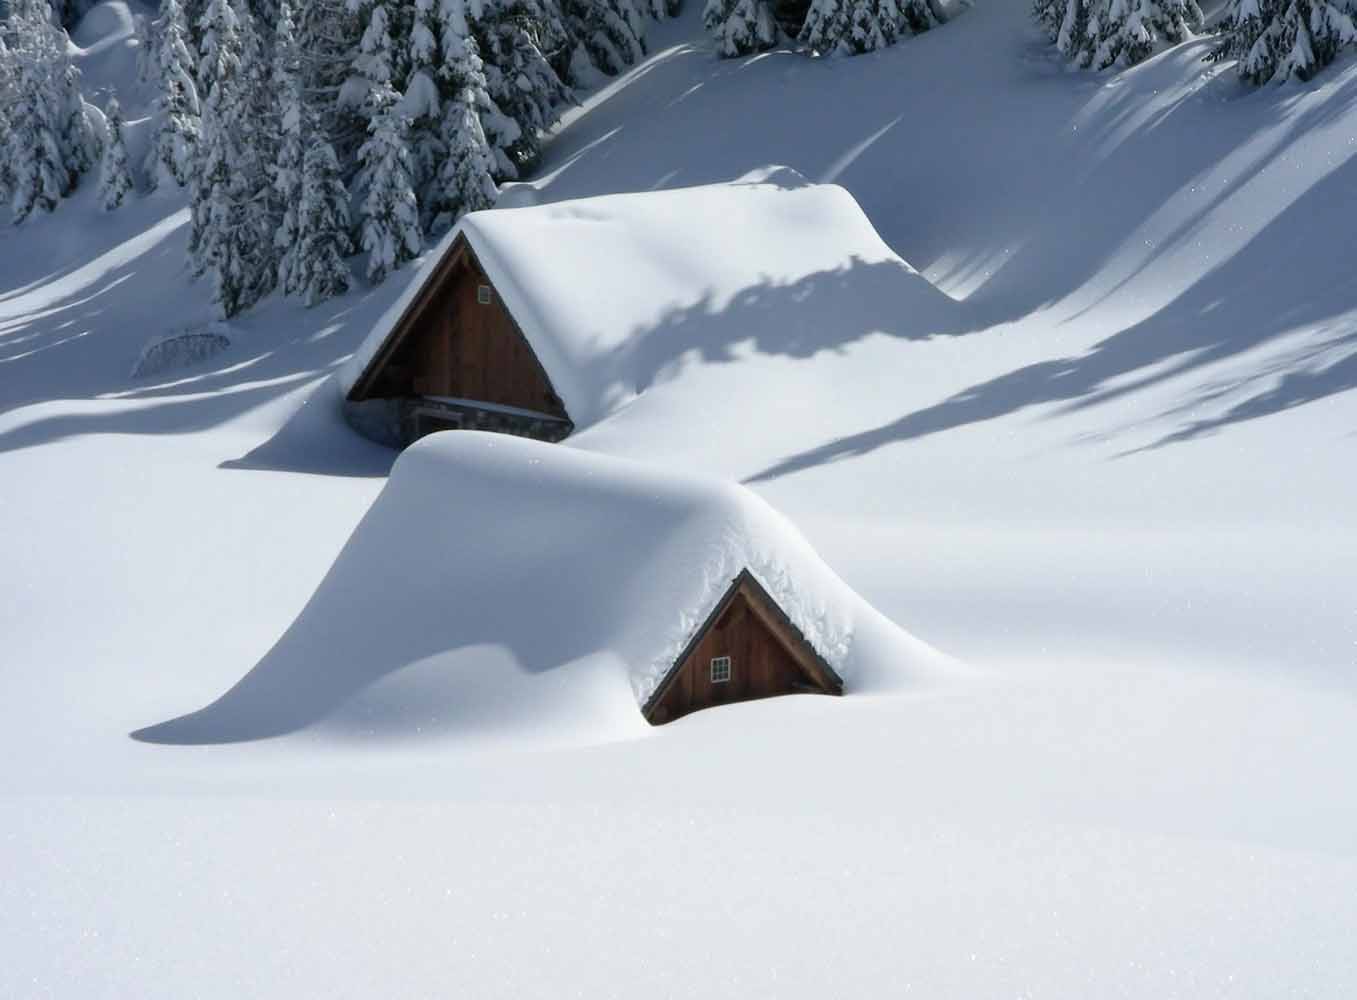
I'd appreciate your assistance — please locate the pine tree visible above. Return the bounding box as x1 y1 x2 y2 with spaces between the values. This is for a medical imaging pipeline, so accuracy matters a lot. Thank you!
561 0 647 76
1085 0 1202 69
273 0 307 293
1038 0 1203 68
236 2 280 305
470 0 574 176
146 0 201 189
419 0 501 228
135 12 159 84
358 85 422 283
900 0 944 33
404 0 448 216
298 0 364 166
295 105 355 305
98 96 134 210
192 0 274 316
1034 0 1090 63
354 4 422 282
799 0 851 54
703 0 777 57
56 46 100 179
0 33 13 210
435 92 499 230
444 0 523 181
1211 0 1357 83
5 0 82 222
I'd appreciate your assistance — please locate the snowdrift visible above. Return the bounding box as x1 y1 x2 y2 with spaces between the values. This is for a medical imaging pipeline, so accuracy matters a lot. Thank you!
340 169 959 431
134 431 946 745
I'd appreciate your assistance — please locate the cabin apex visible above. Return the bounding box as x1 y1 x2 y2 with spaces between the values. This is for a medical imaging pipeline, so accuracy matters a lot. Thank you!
644 569 844 725
344 233 574 448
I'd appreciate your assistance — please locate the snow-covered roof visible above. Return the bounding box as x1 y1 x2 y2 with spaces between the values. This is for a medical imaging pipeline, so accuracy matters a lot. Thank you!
340 168 956 430
136 432 947 745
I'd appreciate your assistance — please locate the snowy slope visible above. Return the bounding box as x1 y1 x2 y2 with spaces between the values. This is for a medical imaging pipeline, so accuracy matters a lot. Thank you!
3 1 1357 997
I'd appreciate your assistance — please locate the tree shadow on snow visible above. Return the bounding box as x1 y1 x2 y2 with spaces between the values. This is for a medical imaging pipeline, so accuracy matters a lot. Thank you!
605 254 971 396
747 64 1357 481
0 201 411 476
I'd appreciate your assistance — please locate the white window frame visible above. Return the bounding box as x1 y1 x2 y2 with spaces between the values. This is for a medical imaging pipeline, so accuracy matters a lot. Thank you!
710 656 731 684
477 284 492 305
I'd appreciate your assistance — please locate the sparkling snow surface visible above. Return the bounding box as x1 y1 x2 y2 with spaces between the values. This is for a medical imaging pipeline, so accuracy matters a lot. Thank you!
3 2 1357 997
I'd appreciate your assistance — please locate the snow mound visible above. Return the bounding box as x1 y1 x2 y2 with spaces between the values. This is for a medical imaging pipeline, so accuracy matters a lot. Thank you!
134 432 947 746
340 172 958 431
131 330 231 378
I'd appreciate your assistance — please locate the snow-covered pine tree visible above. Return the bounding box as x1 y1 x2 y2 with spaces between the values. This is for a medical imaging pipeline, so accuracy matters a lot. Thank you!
561 0 647 77
353 3 422 282
297 0 364 166
0 30 17 210
703 0 777 57
1084 0 1202 69
146 0 201 189
435 92 499 230
295 101 355 304
192 0 274 315
235 1 281 305
1211 0 1357 83
1033 0 1090 64
98 96 134 210
135 13 159 83
798 0 851 55
4 0 86 221
440 0 521 189
273 0 306 293
403 0 449 221
470 0 574 176
358 84 422 282
56 44 101 179
343 0 413 115
643 0 681 18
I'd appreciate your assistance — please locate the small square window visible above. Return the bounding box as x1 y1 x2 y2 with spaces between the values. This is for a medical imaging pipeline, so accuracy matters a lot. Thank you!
710 656 731 683
477 284 492 305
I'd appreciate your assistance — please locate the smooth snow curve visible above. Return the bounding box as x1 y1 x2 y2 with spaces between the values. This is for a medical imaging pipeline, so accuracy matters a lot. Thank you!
340 170 959 429
134 432 948 745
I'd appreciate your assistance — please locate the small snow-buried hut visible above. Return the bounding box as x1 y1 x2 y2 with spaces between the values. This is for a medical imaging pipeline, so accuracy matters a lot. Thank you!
133 433 946 744
644 569 843 725
339 168 957 448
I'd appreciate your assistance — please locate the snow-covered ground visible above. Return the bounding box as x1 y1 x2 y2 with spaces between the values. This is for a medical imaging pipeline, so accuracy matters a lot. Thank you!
3 2 1356 996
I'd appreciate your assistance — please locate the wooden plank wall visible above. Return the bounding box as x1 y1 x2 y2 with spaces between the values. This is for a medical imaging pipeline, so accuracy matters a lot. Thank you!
650 589 825 724
408 258 565 419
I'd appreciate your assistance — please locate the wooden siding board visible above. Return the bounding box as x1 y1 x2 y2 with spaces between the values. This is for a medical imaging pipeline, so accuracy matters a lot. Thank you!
348 235 572 431
643 570 845 725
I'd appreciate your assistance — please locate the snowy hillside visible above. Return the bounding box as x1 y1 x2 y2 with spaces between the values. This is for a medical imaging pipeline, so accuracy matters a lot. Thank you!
3 1 1357 997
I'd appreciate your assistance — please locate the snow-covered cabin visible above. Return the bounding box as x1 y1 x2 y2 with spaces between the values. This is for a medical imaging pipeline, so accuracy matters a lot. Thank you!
135 433 945 744
339 170 954 447
644 567 844 725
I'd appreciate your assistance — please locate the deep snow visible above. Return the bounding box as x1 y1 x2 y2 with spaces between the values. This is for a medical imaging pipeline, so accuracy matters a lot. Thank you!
134 432 948 745
3 1 1357 997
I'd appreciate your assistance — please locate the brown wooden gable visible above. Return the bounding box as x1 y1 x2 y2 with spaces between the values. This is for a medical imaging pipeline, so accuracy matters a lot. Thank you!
643 569 844 725
347 234 570 424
